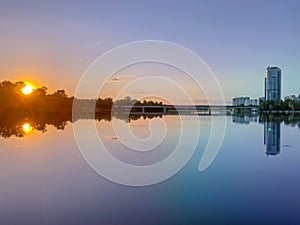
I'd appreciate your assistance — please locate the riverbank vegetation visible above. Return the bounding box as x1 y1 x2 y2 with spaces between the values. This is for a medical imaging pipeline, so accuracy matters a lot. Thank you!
259 99 300 113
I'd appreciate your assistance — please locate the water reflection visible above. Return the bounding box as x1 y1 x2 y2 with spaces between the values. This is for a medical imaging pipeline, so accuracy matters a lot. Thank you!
0 110 299 144
0 110 71 138
232 114 300 156
264 122 280 156
232 115 258 124
0 110 162 138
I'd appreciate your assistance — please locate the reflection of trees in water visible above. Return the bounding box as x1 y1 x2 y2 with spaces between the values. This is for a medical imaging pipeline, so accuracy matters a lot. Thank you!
113 114 162 123
232 113 300 129
0 110 115 138
259 114 300 127
0 110 163 138
0 110 72 138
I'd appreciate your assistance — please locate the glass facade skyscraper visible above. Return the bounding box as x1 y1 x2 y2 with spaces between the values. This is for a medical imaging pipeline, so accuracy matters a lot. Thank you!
265 66 281 101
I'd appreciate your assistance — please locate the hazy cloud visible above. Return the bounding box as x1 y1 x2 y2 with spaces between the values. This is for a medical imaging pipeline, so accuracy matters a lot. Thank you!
106 77 123 83
104 135 118 140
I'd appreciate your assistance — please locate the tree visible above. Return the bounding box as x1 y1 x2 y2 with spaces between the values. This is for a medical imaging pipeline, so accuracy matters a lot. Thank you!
259 101 268 111
288 100 297 113
96 97 113 109
33 86 47 96
52 90 67 98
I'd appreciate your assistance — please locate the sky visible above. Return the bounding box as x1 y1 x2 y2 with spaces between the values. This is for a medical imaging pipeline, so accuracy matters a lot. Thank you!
0 0 299 104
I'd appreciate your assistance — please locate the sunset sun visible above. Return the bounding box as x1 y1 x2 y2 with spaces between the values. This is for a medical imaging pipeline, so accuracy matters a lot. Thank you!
22 84 34 95
22 123 33 133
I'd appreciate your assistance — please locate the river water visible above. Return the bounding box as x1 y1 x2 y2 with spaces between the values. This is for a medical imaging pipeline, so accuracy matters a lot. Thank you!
0 115 299 225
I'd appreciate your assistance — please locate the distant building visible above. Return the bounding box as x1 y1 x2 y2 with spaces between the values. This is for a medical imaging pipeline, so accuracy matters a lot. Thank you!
233 97 250 106
265 66 281 101
250 99 258 106
259 97 265 102
244 98 250 106
232 97 258 106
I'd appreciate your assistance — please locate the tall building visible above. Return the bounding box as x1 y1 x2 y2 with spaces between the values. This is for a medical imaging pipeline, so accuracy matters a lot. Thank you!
265 66 281 101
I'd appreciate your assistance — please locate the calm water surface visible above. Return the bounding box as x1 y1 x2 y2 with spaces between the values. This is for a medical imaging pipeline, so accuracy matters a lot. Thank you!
1 115 300 225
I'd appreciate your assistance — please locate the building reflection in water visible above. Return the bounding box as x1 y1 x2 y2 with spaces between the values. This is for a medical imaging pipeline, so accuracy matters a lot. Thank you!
264 122 281 156
232 115 258 124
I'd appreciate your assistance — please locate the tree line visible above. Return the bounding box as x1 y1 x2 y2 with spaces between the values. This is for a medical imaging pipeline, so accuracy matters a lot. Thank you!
0 81 166 113
259 99 300 112
0 81 74 112
114 96 164 106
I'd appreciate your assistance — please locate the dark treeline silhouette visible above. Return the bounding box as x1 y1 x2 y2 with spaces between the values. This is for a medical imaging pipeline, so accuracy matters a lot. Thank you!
114 96 165 113
113 96 166 113
0 80 114 113
0 81 73 111
114 96 164 106
0 81 166 114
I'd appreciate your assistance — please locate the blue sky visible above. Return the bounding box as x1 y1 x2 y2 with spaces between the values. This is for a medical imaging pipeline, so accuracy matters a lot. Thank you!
0 0 299 103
